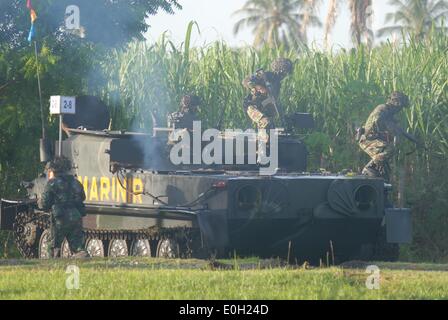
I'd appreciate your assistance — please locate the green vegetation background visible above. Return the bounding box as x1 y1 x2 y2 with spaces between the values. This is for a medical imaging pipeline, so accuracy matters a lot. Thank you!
1 24 447 261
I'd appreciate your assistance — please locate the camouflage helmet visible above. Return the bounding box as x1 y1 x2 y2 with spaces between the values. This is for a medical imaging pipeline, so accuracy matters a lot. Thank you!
387 91 410 108
46 156 71 174
271 58 293 78
180 95 201 112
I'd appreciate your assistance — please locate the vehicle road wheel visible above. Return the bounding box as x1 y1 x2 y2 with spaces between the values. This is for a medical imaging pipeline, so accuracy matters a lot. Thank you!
61 238 72 258
38 229 51 259
86 238 105 257
108 239 128 257
13 211 43 258
156 238 180 258
131 239 151 257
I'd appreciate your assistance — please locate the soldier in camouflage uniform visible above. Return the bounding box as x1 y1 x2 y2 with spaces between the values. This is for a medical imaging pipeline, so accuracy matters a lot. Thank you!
243 58 293 142
38 156 88 258
168 95 201 131
359 92 419 180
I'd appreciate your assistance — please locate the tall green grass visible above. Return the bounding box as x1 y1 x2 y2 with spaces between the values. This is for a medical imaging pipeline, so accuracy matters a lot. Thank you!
95 27 448 261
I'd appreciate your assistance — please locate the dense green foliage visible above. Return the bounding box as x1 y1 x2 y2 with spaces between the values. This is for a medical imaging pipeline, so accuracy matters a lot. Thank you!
1 258 448 299
0 25 447 261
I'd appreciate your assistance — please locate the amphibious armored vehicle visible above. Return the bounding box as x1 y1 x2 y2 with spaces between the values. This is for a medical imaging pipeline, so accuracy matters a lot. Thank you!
0 96 412 263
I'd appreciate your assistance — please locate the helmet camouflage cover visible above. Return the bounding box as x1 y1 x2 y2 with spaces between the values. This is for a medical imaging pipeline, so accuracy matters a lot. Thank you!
271 58 293 77
46 156 72 174
387 91 410 108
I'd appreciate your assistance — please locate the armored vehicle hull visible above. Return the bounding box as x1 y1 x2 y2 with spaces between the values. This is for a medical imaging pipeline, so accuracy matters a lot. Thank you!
0 97 412 263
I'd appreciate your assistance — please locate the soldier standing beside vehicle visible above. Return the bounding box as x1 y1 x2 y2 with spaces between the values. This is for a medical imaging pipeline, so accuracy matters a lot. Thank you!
38 156 88 258
242 58 293 142
168 95 201 131
358 92 419 181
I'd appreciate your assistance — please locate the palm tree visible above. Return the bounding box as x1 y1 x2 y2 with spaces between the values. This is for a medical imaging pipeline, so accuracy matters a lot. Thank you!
377 0 448 39
233 0 322 48
301 0 323 44
324 0 373 48
350 0 374 47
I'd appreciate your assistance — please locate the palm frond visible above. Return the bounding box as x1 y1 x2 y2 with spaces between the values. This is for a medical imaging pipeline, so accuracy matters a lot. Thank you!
379 0 448 39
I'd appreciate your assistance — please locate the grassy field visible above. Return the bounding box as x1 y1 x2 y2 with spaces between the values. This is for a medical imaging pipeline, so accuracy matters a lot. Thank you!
0 258 447 300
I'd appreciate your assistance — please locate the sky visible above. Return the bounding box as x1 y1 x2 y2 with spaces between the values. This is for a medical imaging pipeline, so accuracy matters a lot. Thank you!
145 0 397 49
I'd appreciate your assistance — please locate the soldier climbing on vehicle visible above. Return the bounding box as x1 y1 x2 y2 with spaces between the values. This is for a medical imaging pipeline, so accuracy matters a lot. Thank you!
242 58 293 142
38 156 88 258
168 94 201 131
358 92 420 181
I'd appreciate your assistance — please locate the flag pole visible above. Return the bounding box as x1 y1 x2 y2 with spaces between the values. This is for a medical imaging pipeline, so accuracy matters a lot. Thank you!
28 0 51 162
34 40 46 139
